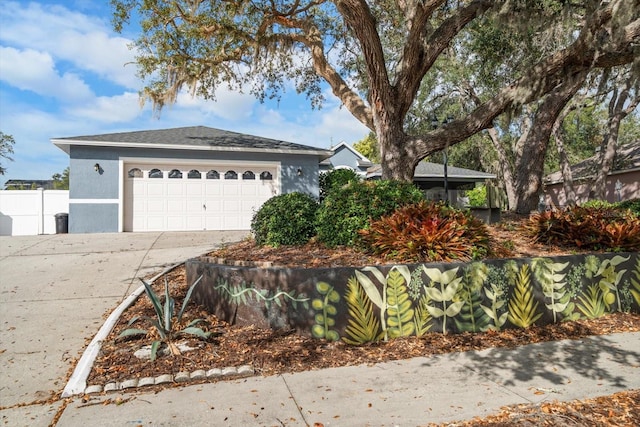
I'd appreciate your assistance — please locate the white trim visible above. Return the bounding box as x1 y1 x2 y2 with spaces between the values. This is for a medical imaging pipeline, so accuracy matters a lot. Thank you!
118 160 124 232
69 199 119 204
119 157 280 168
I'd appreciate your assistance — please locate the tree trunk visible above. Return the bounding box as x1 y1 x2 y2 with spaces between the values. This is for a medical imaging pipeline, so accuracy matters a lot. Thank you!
591 70 638 200
486 127 517 210
513 72 588 214
552 107 577 207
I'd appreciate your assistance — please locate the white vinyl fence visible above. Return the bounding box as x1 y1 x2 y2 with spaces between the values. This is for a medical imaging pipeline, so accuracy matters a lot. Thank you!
0 189 69 236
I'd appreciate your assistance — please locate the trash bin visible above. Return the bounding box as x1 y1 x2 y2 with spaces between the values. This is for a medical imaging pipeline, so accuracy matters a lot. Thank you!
55 213 68 234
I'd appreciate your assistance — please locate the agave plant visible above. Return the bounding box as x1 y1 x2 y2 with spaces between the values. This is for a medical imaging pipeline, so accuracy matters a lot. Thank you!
117 275 212 361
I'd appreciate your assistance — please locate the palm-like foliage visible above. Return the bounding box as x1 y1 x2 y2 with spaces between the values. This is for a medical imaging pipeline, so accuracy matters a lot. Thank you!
118 275 212 360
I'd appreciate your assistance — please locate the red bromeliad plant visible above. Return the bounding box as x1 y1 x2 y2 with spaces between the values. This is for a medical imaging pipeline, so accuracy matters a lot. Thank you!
359 201 492 263
523 206 640 252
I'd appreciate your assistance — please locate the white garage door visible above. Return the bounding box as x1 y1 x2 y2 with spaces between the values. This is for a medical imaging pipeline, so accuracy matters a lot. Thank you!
123 163 278 232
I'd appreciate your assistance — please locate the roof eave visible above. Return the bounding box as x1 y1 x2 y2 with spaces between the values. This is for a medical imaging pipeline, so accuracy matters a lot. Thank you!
51 139 333 158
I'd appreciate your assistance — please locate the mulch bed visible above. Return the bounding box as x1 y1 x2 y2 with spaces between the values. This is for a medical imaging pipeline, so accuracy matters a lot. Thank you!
88 215 639 425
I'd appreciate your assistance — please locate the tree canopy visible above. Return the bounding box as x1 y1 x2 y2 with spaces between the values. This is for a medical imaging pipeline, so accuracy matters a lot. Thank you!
0 131 15 175
113 0 639 207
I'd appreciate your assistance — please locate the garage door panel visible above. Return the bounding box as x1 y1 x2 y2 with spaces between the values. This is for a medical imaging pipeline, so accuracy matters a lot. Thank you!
146 183 165 196
124 164 277 232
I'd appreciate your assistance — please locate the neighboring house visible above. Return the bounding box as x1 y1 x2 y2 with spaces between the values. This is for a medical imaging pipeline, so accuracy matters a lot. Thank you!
52 126 332 233
367 161 496 205
544 140 640 207
4 179 56 190
320 141 373 176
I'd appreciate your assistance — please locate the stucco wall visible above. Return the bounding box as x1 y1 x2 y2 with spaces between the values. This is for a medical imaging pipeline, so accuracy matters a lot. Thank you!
544 170 639 207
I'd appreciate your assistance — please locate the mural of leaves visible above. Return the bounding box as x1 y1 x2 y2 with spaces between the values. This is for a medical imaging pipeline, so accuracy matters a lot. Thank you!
456 263 490 333
507 264 542 328
311 281 340 341
532 258 570 323
577 283 607 319
631 256 640 306
213 279 309 310
343 276 382 345
481 283 508 331
594 255 630 312
386 268 415 338
413 291 432 336
423 266 464 334
354 267 388 340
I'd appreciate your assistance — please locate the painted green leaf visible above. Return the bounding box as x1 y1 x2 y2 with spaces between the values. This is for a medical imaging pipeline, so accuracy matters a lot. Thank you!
445 301 464 317
442 277 463 300
311 324 326 338
507 264 542 328
426 305 445 318
354 270 384 309
344 276 381 345
424 286 444 302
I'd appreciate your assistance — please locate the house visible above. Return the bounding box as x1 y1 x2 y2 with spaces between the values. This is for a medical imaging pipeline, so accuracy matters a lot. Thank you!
543 141 640 207
320 143 496 205
319 141 373 176
366 161 496 205
52 126 332 233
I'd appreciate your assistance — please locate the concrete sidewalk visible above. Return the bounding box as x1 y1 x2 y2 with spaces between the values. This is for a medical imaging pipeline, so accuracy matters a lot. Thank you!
1 232 639 426
56 332 640 426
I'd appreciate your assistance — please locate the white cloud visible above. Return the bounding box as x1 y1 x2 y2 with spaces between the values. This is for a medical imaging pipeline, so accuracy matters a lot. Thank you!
0 47 93 102
175 86 256 121
1 1 139 89
65 92 148 123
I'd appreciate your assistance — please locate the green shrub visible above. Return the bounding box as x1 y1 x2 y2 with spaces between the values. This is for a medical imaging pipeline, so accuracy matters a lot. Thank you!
581 199 616 209
251 192 319 247
359 201 492 262
315 179 424 247
617 198 640 217
466 185 487 207
523 206 640 252
319 168 360 201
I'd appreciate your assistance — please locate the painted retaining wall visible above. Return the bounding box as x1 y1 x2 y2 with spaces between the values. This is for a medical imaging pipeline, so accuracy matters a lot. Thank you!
186 252 640 343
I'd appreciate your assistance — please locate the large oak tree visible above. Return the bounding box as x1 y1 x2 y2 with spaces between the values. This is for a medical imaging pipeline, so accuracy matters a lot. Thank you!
113 0 639 212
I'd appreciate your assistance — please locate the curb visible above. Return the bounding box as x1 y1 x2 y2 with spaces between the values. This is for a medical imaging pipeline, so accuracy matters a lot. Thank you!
83 365 255 395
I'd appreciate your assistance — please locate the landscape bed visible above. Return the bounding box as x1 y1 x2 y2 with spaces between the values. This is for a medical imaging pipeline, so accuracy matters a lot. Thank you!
187 252 640 343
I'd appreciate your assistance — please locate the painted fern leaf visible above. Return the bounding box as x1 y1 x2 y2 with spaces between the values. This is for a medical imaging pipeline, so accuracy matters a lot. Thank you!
507 264 542 328
386 269 415 338
628 256 640 306
455 289 490 333
343 276 382 345
577 283 607 319
413 292 432 336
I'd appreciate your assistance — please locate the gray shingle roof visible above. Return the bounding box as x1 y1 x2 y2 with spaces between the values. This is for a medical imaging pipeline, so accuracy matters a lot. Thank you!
367 161 495 180
52 126 332 157
545 140 640 184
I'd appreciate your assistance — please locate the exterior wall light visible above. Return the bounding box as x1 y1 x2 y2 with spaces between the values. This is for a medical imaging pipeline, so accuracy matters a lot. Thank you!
297 168 303 176
94 163 100 172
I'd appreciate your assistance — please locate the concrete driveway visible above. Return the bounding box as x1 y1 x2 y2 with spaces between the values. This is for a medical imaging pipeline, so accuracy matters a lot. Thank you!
0 230 247 424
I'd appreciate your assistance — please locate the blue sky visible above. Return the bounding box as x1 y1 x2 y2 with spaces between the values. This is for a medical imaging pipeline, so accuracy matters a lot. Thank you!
0 1 369 185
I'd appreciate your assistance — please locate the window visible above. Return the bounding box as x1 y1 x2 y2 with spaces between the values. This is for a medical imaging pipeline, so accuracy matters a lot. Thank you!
260 171 273 180
225 170 238 180
242 171 255 180
206 170 219 179
127 168 142 178
188 169 201 179
168 169 183 179
149 168 163 178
